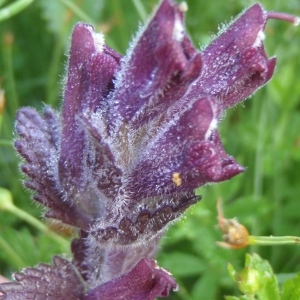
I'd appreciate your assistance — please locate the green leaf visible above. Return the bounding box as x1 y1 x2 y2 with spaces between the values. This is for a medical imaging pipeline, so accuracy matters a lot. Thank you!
0 226 70 271
227 263 238 283
248 254 280 300
0 0 34 22
281 273 300 300
225 296 250 300
38 0 103 35
277 273 298 285
159 252 206 277
191 271 219 299
38 0 67 35
0 0 8 8
227 254 280 299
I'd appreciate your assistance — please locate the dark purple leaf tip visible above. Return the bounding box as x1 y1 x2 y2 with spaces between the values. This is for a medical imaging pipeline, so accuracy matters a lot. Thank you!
0 257 84 300
85 258 178 300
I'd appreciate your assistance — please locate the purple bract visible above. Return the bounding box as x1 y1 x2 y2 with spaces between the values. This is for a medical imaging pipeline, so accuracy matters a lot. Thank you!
0 0 298 299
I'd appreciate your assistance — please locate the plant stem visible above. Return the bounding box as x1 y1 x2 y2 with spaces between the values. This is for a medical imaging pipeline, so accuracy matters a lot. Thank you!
0 188 69 249
0 0 34 22
6 204 69 249
0 0 8 9
0 140 12 147
131 0 147 23
46 31 66 106
252 99 266 233
57 0 96 25
2 32 19 115
112 0 128 52
0 235 26 268
249 235 300 246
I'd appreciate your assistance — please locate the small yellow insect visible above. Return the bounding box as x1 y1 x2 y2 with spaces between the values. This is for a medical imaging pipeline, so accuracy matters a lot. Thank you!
172 172 182 186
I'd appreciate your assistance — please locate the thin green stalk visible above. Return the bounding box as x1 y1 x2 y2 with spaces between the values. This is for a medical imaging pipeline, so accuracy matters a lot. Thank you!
249 235 300 246
2 33 19 115
112 0 128 52
46 31 67 106
57 0 96 25
0 235 26 268
253 99 266 203
0 140 12 147
270 107 290 268
0 0 34 22
0 114 3 135
6 204 69 248
0 0 8 9
0 188 69 249
250 97 267 253
131 0 147 23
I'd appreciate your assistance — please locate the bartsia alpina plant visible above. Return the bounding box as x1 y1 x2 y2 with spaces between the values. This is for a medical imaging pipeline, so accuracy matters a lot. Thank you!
0 0 298 299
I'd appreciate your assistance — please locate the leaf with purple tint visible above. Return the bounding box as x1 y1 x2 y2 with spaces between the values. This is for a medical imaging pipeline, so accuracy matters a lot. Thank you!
85 258 178 300
0 257 84 300
14 107 85 227
15 106 92 229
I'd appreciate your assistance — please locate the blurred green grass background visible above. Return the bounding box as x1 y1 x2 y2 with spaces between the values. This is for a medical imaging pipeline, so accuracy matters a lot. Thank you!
0 0 299 299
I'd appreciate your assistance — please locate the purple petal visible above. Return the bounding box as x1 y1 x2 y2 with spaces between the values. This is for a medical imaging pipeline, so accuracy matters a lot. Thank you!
62 23 120 116
120 3 280 205
195 3 276 110
125 96 243 201
59 23 121 201
108 0 202 130
85 258 178 300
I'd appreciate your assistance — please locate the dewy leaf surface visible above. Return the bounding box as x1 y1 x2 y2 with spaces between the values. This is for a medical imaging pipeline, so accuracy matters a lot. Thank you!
281 273 300 300
0 257 84 300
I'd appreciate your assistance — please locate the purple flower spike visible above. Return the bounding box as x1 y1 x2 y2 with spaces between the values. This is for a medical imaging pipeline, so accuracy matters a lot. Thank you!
3 0 298 299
